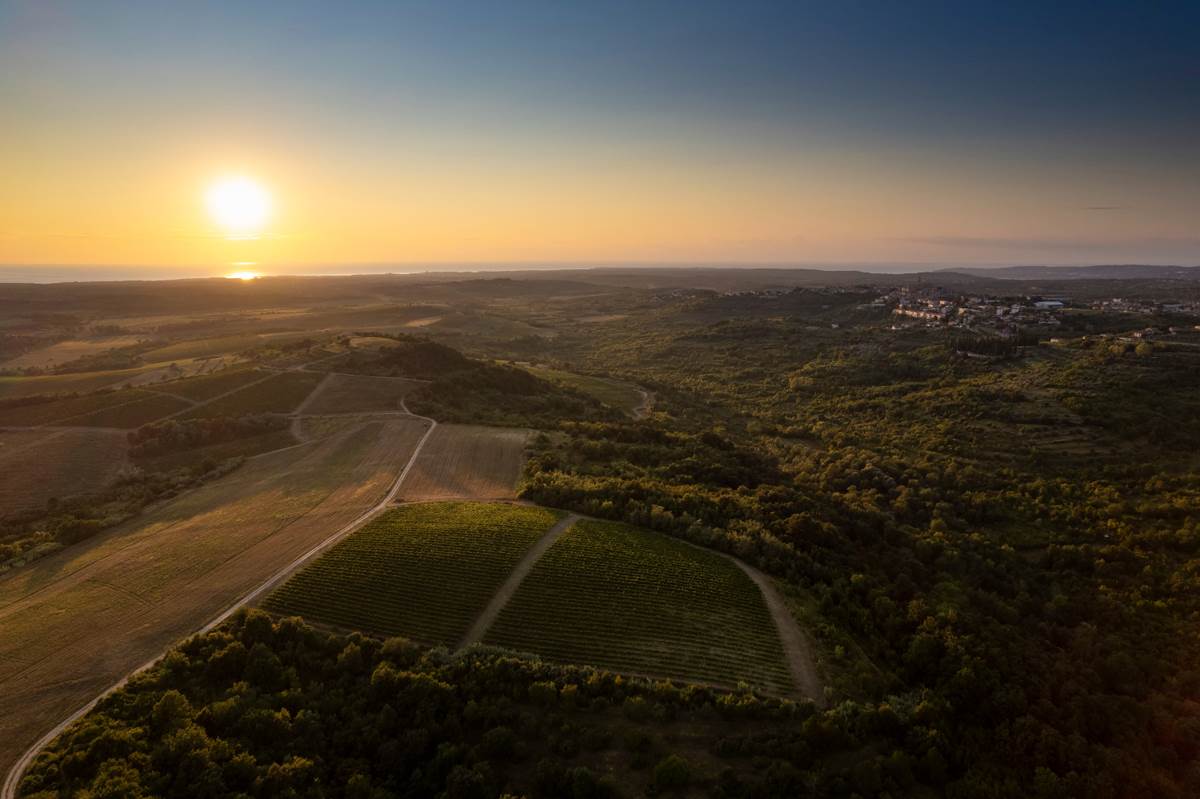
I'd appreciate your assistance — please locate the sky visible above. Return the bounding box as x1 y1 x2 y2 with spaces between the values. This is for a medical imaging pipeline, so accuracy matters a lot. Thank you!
1 0 1199 275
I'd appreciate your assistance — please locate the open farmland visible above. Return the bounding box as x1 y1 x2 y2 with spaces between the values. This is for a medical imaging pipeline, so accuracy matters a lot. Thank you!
397 424 529 500
0 417 429 777
262 502 561 644
1 336 145 371
154 365 265 401
0 430 128 518
484 519 796 694
0 389 188 428
138 332 304 362
179 370 324 419
0 368 155 400
301 373 427 415
131 429 298 472
67 392 191 428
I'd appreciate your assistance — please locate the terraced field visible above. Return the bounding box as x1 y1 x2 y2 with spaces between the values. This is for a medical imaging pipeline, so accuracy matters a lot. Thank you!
0 389 188 427
263 503 561 644
301 373 427 415
180 371 325 419
485 519 795 694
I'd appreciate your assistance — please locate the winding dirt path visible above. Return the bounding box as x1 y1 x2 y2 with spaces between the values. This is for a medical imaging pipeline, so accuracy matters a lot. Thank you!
458 513 580 648
632 388 654 419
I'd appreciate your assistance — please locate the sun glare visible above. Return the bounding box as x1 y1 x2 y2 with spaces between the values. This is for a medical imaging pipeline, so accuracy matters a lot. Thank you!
206 176 271 238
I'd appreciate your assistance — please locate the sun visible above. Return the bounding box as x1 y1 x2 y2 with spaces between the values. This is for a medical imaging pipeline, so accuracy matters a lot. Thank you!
206 176 271 238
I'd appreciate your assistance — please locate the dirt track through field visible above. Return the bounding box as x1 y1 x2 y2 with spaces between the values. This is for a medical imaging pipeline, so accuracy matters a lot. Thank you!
0 416 431 793
730 560 825 706
458 512 580 648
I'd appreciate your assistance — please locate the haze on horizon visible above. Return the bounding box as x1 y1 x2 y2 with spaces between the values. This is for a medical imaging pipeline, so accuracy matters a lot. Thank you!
1 0 1198 274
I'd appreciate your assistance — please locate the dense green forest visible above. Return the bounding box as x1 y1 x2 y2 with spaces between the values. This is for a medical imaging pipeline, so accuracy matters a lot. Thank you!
22 610 937 798
517 297 1200 797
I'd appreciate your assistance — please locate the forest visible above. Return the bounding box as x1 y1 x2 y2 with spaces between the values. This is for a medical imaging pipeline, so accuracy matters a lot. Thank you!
516 298 1200 798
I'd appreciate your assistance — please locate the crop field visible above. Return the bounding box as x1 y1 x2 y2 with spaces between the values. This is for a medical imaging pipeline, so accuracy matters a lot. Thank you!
154 365 265 401
484 519 795 694
262 502 561 644
180 370 325 419
397 423 530 501
68 393 191 428
132 429 299 472
0 367 158 400
301 373 427 415
520 365 644 415
119 355 246 389
0 417 430 776
1 336 145 371
0 429 128 517
139 333 267 362
0 389 187 427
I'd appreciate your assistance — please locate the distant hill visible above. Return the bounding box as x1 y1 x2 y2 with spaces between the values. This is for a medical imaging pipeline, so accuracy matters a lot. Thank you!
947 264 1200 280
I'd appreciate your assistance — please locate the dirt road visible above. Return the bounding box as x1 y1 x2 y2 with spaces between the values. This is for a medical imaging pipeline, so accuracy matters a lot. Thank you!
730 560 826 706
458 513 579 648
0 415 433 797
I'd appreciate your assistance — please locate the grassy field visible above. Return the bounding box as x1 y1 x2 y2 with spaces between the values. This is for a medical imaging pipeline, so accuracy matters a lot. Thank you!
0 389 188 427
154 365 265 401
397 423 530 501
0 417 430 776
301 373 427 414
139 333 266 362
180 370 325 419
139 331 321 363
0 367 155 400
262 502 561 644
0 429 128 517
1 336 145 370
520 365 644 415
484 519 795 694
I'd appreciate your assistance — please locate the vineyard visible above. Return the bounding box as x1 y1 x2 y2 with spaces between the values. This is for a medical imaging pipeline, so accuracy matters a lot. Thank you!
301 373 427 415
0 389 186 427
155 365 264 402
484 519 795 694
262 502 561 644
0 429 127 517
180 370 325 418
397 424 530 501
68 393 191 428
0 368 148 400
